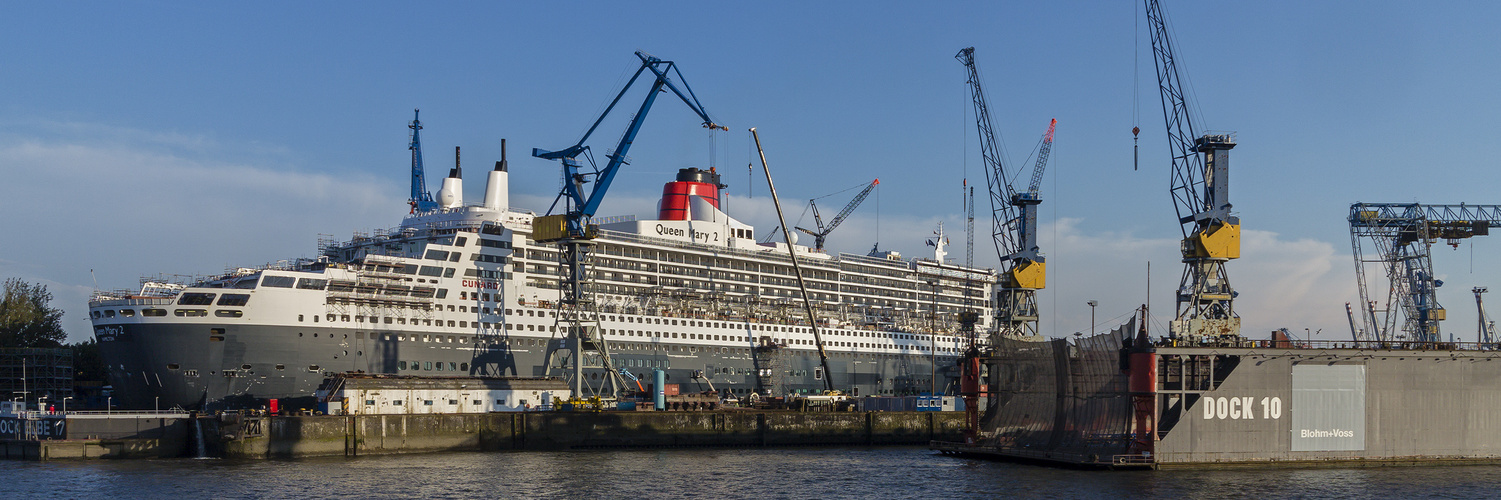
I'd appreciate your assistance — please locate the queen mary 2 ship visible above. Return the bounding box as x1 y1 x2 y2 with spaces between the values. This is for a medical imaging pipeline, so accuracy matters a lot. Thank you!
89 130 997 411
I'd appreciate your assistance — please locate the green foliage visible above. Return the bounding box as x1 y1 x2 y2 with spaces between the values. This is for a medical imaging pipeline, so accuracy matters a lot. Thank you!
0 278 67 348
70 338 106 382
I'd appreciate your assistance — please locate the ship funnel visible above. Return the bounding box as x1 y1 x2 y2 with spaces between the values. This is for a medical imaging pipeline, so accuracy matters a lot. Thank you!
484 139 509 210
438 146 463 208
658 167 724 221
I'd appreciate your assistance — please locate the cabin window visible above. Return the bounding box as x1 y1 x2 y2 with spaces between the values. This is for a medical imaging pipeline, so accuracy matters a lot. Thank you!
275 364 285 370
392 400 403 406
174 309 208 317
399 361 408 370
424 250 449 261
448 253 461 262
497 399 506 405
424 361 432 370
178 293 216 306
296 278 328 290
167 364 180 370
215 310 243 318
443 268 456 278
217 294 250 306
448 399 458 405
423 400 434 406
308 365 320 372
460 362 468 371
261 276 296 288
419 266 443 277
365 400 376 406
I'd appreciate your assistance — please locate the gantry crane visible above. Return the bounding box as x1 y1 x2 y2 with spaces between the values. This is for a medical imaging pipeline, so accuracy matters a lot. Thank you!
956 47 1055 339
795 179 879 251
530 51 725 397
408 109 438 213
1145 0 1241 342
1476 287 1497 345
1349 203 1501 343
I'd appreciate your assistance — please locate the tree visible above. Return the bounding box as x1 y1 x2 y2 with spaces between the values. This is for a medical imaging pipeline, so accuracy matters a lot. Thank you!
70 338 106 382
0 278 67 348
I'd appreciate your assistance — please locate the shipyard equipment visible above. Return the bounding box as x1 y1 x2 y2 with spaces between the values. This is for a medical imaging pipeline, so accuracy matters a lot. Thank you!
408 109 439 213
531 51 726 397
795 178 879 252
1476 287 1497 345
1145 0 1241 342
956 46 1055 339
1349 203 1501 342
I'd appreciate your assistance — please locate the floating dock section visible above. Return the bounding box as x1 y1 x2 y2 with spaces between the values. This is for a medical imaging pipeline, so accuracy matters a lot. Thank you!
934 328 1501 468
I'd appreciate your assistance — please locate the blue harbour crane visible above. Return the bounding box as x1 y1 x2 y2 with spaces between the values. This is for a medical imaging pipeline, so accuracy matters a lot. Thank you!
531 51 725 397
795 179 879 252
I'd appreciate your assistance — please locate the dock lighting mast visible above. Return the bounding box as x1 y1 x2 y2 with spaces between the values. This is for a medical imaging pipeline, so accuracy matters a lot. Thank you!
956 46 1054 339
795 179 879 252
531 51 725 397
1349 203 1501 342
1145 0 1241 342
408 109 439 214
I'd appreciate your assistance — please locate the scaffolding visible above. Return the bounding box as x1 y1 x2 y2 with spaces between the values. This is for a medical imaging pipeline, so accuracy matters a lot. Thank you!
0 348 73 403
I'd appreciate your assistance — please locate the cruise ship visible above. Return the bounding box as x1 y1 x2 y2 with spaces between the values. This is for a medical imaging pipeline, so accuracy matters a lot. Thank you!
89 137 998 410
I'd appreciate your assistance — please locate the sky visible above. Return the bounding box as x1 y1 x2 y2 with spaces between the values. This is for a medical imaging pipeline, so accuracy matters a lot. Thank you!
2 1 1499 344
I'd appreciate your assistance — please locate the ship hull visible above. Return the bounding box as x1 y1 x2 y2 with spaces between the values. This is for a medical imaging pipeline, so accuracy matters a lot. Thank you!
99 322 961 410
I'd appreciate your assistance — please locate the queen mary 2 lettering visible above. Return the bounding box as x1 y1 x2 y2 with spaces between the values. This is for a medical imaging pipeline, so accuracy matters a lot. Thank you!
89 152 999 410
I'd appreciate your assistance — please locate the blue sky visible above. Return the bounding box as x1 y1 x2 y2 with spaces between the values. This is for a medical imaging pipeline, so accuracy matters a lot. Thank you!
3 1 1499 343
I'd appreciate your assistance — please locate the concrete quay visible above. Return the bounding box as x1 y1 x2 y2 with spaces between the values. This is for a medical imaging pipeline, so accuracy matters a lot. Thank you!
3 410 966 460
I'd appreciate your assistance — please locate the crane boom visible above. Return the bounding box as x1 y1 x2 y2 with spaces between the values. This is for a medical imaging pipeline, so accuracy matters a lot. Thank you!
530 51 724 399
1026 119 1056 197
408 109 438 213
957 46 1045 339
795 179 879 251
1145 0 1241 342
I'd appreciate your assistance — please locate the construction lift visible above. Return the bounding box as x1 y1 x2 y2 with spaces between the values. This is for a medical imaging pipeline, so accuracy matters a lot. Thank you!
530 51 726 398
795 178 879 252
1145 0 1242 343
1349 203 1501 343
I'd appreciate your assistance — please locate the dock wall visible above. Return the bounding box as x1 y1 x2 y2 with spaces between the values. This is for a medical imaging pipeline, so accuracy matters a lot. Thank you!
222 411 964 459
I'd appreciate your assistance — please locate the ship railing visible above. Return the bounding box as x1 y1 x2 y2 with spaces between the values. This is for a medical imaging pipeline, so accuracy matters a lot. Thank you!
89 296 177 307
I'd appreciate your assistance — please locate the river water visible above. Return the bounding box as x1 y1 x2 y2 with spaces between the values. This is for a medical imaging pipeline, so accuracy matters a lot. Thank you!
6 447 1500 499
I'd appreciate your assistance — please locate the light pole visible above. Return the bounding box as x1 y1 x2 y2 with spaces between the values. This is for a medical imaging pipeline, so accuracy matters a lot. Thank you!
929 279 939 397
107 396 111 416
1088 300 1098 335
62 396 72 414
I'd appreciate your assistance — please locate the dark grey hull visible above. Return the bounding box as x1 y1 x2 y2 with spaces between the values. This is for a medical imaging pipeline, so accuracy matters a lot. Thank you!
959 330 1501 467
98 323 961 410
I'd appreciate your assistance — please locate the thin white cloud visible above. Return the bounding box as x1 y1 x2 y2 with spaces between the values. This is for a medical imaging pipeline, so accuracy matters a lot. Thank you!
0 128 404 342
